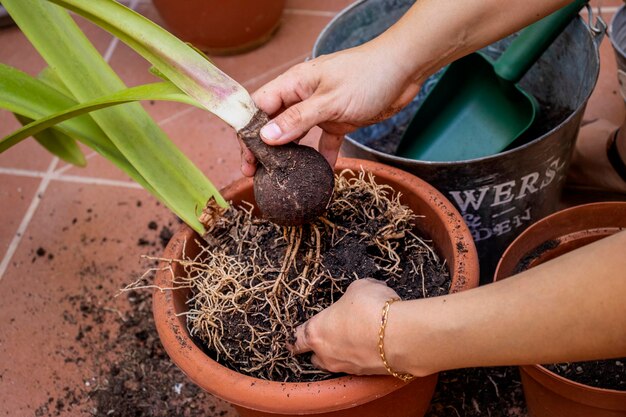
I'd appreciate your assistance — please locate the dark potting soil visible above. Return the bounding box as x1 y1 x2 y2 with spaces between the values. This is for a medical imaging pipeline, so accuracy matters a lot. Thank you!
507 98 573 149
513 239 559 274
544 359 626 391
35 214 236 417
427 367 527 417
186 172 451 382
355 97 572 157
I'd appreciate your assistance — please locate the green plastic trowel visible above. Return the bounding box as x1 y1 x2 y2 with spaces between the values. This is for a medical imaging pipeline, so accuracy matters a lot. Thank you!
397 0 588 162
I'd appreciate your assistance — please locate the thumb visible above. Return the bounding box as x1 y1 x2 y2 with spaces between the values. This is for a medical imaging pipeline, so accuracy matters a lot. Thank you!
260 97 328 145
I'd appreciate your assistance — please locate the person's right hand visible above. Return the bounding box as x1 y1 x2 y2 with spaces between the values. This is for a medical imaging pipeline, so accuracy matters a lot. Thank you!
241 42 423 176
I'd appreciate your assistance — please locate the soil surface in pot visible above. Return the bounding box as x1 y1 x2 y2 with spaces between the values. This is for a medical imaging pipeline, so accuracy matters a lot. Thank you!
359 98 572 156
172 170 451 382
544 359 626 390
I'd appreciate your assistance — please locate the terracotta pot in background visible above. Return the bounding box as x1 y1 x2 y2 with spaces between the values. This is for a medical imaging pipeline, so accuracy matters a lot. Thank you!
152 0 285 55
494 202 626 417
153 158 480 417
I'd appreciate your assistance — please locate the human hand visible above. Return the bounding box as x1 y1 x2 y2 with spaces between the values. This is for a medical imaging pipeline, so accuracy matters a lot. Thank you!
240 43 422 176
289 278 404 375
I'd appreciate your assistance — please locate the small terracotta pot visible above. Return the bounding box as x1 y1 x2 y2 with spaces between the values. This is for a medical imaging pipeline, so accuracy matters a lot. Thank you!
152 0 285 55
494 202 626 417
153 158 480 417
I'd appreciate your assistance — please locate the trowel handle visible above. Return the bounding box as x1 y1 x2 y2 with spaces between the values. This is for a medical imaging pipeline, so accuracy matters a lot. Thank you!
494 0 588 83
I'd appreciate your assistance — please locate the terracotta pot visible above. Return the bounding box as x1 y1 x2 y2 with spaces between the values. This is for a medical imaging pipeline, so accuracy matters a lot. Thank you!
152 0 285 55
153 158 480 417
494 202 626 417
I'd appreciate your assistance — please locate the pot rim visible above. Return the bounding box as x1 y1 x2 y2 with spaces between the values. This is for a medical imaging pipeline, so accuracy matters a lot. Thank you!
495 201 626 279
495 202 626 404
153 157 479 414
522 363 626 397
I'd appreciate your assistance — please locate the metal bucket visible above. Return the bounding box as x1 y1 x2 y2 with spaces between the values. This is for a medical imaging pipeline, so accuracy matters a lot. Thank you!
313 0 605 283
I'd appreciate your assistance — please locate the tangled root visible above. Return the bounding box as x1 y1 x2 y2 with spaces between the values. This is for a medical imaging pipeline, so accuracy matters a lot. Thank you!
132 170 449 382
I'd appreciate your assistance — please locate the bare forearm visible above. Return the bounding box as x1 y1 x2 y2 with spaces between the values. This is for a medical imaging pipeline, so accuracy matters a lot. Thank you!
370 0 573 85
388 231 626 376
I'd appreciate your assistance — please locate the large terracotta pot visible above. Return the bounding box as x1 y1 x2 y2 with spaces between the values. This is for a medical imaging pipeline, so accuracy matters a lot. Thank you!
152 0 285 55
153 158 480 417
494 202 626 417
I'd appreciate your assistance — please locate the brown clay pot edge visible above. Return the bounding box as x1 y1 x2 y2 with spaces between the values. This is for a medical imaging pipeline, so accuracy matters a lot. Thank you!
153 157 480 415
494 201 626 415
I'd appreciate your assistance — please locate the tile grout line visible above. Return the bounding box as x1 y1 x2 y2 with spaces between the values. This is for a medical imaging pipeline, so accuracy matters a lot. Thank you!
103 0 141 62
54 151 98 175
54 174 142 188
0 165 142 188
595 6 619 14
0 167 47 179
0 158 59 281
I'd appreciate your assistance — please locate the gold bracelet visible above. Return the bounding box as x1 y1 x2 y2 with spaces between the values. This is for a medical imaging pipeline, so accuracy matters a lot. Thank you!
378 298 415 382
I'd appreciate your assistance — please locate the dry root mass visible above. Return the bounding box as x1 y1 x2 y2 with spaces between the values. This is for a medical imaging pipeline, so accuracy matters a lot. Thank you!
147 170 450 382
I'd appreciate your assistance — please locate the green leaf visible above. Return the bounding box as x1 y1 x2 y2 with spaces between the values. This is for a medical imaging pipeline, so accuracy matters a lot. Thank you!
0 63 160 196
46 0 257 130
0 64 116 155
37 66 72 96
15 113 87 167
3 0 225 233
3 81 202 149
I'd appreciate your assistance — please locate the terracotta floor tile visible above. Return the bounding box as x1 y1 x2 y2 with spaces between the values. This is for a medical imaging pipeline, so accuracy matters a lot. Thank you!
590 0 624 8
0 181 235 416
132 1 333 87
210 12 332 88
0 174 40 258
0 12 114 72
0 125 54 172
585 11 626 125
156 110 244 190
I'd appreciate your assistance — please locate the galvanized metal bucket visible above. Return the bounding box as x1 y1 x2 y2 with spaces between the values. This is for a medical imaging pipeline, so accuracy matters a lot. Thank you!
313 0 605 283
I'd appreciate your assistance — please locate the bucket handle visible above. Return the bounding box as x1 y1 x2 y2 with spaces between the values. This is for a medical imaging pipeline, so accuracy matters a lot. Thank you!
586 3 607 48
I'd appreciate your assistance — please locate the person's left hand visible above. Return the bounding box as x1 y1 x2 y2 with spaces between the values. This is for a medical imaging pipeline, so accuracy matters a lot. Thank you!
289 278 401 375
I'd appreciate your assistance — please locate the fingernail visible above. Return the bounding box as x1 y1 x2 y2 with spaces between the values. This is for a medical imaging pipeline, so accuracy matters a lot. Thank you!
260 122 282 142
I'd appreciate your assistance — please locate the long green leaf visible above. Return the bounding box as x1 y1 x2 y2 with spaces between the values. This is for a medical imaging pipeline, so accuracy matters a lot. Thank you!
47 0 257 130
0 63 119 157
0 64 162 196
3 0 225 233
38 66 72 96
31 66 87 166
3 81 202 149
15 113 87 166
